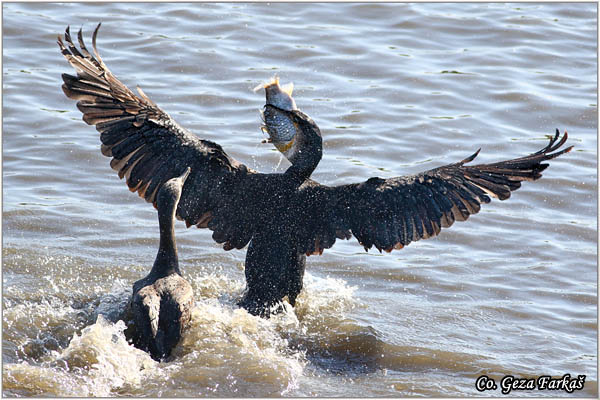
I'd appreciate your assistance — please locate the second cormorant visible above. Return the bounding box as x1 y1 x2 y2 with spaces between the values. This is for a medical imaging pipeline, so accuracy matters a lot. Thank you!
125 168 194 360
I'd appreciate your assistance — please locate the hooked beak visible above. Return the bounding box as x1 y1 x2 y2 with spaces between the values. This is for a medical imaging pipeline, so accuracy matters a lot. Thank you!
178 167 191 183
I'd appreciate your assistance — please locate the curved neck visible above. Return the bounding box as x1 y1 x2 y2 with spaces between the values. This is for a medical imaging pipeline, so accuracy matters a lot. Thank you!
285 147 322 181
284 112 323 182
151 199 181 277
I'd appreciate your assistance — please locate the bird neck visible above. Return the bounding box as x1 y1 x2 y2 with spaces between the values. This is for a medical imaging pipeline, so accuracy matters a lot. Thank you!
285 114 323 181
151 199 181 277
285 148 321 181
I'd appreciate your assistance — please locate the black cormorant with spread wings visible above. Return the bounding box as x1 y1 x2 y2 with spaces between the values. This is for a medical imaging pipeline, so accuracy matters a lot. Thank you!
58 25 572 317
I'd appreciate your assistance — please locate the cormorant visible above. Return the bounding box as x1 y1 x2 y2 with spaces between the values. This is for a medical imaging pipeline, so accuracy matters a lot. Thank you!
58 25 572 318
126 168 194 361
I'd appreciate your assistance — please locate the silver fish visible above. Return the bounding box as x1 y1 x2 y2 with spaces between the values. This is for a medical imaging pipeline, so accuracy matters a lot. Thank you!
254 76 300 161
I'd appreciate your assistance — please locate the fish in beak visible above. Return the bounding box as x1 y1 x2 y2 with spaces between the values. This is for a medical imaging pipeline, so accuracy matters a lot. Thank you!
254 76 301 162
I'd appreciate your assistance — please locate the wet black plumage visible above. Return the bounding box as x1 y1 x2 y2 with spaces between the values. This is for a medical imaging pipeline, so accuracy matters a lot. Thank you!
59 24 572 317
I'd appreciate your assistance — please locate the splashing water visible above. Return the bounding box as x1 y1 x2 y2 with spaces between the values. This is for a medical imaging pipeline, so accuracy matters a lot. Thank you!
4 315 160 397
3 267 361 397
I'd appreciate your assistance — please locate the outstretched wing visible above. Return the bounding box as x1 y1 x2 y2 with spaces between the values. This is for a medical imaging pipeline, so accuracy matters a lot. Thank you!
58 24 257 250
296 130 572 255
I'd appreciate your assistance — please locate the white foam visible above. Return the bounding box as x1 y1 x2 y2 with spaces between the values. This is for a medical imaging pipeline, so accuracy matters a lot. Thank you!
56 315 159 396
4 315 162 397
294 272 359 323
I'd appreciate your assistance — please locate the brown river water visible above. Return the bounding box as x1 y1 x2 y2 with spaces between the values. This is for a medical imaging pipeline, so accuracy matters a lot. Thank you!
2 2 597 397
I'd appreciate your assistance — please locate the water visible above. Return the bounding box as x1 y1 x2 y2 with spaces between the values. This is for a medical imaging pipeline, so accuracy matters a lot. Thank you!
2 2 597 397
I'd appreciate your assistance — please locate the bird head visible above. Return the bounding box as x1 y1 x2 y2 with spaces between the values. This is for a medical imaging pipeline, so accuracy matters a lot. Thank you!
157 167 191 212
